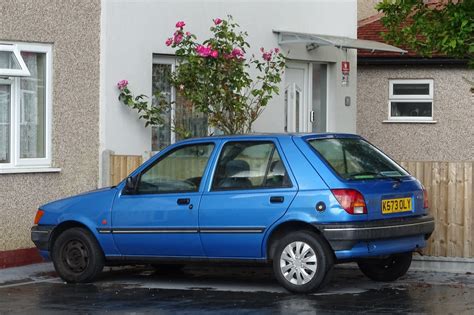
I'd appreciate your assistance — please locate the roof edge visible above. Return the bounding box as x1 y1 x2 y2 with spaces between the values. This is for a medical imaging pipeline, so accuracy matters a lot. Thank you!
358 12 384 27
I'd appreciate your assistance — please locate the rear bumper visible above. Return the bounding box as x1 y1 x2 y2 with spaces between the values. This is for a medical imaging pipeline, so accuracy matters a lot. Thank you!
314 215 435 252
31 225 55 251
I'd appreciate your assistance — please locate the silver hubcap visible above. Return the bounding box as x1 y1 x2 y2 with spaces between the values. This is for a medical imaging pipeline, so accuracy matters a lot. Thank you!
280 241 317 285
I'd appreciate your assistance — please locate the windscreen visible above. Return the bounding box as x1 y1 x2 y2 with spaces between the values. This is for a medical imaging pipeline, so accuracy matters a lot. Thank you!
308 138 409 180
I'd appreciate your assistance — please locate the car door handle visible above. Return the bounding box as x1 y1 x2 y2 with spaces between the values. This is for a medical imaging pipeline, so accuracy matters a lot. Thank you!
270 196 284 203
177 198 190 205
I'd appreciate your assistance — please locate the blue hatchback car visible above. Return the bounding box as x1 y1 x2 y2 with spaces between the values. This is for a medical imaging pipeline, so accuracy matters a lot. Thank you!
31 133 434 293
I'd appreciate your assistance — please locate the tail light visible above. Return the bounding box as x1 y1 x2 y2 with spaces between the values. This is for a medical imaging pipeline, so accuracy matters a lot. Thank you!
34 209 45 225
331 189 367 215
423 188 429 209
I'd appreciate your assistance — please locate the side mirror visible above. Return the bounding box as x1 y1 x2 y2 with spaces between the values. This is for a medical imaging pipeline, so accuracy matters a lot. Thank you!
123 176 137 194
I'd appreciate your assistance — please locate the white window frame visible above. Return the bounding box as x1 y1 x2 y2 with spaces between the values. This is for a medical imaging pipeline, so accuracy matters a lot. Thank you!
0 43 31 77
386 79 435 123
0 42 54 172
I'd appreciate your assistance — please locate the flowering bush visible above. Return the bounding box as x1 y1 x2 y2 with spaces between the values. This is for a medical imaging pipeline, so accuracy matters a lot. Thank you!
118 15 285 135
117 80 168 127
167 15 285 134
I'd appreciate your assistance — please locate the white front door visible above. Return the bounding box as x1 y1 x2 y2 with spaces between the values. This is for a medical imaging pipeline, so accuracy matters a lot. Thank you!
285 62 309 133
285 62 328 133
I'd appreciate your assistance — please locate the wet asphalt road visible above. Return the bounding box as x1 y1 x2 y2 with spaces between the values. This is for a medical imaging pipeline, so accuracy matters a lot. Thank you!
1 263 474 314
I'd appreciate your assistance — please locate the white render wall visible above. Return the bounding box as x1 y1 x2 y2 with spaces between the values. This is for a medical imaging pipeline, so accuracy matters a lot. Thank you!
101 0 357 156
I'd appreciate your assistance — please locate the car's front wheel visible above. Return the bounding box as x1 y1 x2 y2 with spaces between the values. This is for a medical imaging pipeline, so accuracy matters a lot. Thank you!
273 231 333 293
52 227 104 283
357 252 412 282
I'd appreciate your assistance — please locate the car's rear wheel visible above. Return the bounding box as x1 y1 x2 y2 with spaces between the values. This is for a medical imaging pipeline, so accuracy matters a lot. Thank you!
357 252 412 282
52 227 104 283
272 231 333 293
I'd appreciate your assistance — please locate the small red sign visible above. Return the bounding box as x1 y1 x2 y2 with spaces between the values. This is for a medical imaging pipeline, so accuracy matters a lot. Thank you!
342 61 350 74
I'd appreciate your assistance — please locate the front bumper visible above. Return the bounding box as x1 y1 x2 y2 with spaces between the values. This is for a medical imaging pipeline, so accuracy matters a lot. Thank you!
31 225 55 251
314 215 435 251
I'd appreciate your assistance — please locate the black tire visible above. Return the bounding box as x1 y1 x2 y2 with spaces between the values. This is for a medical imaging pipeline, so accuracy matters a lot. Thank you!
357 252 412 282
51 227 104 283
272 231 334 293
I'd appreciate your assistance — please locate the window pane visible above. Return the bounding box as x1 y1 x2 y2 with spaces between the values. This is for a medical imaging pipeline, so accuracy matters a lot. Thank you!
0 84 11 163
311 64 327 133
137 143 214 194
309 138 408 180
20 52 46 159
391 102 432 117
393 83 429 96
212 141 289 190
295 90 300 132
151 63 172 151
265 149 291 188
175 91 208 141
0 51 21 70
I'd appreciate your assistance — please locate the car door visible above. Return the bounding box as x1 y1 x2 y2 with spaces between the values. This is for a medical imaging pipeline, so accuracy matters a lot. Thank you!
111 142 215 257
199 139 298 258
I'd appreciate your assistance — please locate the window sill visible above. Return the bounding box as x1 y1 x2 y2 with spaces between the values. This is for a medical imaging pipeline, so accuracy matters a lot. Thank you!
382 120 437 124
0 167 61 174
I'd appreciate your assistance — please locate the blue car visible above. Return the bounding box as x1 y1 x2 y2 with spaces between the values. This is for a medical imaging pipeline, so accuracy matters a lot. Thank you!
31 133 434 293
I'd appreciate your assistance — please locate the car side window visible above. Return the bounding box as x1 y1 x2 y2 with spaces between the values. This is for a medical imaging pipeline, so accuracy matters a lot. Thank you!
212 141 291 191
136 143 214 194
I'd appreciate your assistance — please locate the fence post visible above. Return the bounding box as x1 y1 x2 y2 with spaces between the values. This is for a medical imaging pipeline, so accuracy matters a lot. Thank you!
101 149 114 188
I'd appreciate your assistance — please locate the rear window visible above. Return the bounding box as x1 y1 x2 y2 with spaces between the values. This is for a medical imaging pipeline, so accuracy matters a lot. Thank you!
308 138 409 180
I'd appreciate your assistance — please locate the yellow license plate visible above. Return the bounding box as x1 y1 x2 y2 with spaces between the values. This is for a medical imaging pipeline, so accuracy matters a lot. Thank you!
382 197 412 214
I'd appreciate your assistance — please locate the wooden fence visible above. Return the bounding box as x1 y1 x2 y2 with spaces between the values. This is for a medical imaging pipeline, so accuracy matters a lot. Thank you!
400 161 473 258
109 154 143 186
109 155 473 258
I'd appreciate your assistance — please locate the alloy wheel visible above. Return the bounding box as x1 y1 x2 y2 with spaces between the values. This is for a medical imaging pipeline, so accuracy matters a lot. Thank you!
279 241 317 285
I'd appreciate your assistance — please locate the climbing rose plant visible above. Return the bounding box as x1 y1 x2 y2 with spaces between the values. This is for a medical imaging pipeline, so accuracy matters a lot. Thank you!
118 16 285 135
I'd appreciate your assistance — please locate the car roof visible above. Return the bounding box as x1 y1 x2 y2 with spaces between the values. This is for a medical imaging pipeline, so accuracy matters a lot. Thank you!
179 132 361 143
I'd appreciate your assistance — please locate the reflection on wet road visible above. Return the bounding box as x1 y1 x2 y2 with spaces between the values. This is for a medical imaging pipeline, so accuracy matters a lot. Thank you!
1 263 474 314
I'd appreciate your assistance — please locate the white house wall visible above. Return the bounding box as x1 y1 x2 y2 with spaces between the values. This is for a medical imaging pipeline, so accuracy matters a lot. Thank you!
101 0 357 156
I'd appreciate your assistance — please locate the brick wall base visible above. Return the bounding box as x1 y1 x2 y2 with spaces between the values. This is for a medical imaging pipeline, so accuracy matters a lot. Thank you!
0 248 44 269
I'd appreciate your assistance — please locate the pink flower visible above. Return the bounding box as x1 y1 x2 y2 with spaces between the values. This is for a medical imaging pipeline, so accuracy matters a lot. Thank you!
274 48 280 54
185 31 191 36
262 50 272 61
260 47 265 53
231 48 244 59
175 21 186 28
117 80 128 90
213 18 222 25
196 44 212 57
195 45 218 58
174 33 183 44
165 37 173 46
